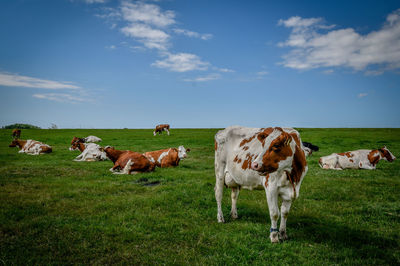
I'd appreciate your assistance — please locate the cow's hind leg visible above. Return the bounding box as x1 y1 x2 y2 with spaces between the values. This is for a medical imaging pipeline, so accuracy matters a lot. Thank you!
230 187 240 219
279 199 292 241
215 162 225 223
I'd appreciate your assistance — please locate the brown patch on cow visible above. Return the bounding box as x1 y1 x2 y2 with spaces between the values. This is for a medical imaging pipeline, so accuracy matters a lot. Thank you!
241 153 254 170
40 146 52 153
214 140 218 151
240 135 256 147
233 155 239 162
289 132 301 146
105 147 155 172
378 147 395 162
257 127 274 147
349 159 354 163
242 146 249 151
287 144 306 184
368 150 380 166
259 132 293 173
338 152 353 158
264 174 270 188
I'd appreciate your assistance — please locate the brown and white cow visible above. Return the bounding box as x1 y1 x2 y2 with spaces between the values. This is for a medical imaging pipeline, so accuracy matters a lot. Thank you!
215 126 308 243
319 146 395 170
69 140 108 161
12 129 21 139
70 135 101 146
144 146 190 168
9 139 52 155
104 146 156 174
153 124 170 136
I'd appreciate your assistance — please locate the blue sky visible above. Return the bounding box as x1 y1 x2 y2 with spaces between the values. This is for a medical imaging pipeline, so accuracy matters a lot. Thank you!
1 0 399 128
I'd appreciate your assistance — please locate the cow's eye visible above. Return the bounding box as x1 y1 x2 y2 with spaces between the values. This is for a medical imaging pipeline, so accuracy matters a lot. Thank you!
272 145 280 151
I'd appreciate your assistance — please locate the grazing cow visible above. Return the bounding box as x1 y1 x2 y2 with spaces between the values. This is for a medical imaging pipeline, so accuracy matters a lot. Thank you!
144 146 190 168
302 142 319 156
153 124 170 136
319 146 395 170
69 141 108 161
12 129 21 139
215 126 308 243
9 139 52 155
104 146 155 174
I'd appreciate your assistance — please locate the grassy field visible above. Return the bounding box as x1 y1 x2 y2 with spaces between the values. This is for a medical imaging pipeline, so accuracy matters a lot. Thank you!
0 128 399 265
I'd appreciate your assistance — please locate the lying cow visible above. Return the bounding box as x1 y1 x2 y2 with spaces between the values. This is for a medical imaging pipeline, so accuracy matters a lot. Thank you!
215 126 308 243
302 141 319 156
9 139 52 155
153 124 170 136
69 140 108 161
319 146 395 170
104 146 155 174
144 146 190 168
12 129 21 139
70 135 102 145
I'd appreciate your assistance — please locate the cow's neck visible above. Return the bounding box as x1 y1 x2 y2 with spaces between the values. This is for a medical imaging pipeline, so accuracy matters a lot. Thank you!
106 149 125 163
16 140 27 149
78 143 86 152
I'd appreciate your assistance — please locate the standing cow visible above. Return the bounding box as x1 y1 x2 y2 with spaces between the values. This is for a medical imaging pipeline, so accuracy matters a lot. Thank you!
153 124 170 136
215 126 308 243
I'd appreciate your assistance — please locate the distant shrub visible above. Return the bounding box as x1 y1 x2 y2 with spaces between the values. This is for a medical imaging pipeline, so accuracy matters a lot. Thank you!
2 123 41 129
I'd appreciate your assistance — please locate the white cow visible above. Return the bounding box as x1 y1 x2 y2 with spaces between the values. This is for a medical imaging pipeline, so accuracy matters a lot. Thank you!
70 142 108 161
215 126 308 243
84 135 102 143
9 139 52 155
319 146 395 170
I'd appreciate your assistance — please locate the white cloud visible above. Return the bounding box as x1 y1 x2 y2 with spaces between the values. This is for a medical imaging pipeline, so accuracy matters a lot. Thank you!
121 23 170 50
256 71 269 76
85 0 106 3
33 93 90 103
0 72 80 90
106 45 116 49
323 69 334 74
217 68 235 73
278 9 400 74
173 28 212 40
121 1 175 28
358 93 368 98
152 52 209 72
183 73 221 82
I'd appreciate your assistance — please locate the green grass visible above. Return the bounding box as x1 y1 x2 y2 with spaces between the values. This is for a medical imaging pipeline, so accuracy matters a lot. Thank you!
0 128 399 265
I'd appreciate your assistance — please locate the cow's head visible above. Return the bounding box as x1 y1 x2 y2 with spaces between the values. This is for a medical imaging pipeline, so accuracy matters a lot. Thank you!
70 137 85 151
379 146 396 162
250 128 295 174
178 145 190 159
9 139 19 147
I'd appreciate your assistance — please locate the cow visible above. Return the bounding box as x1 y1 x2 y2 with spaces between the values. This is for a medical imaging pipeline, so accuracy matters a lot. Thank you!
319 146 395 170
12 129 21 139
9 139 52 155
69 140 108 161
144 146 190 168
153 124 170 136
104 146 156 174
214 126 308 243
70 135 102 146
302 142 319 156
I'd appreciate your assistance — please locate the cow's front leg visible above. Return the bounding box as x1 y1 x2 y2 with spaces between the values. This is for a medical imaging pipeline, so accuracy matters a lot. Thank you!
279 199 292 241
230 187 240 219
265 184 280 243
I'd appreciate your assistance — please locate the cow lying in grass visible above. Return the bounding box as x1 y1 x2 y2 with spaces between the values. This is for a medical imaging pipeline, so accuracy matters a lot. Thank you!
69 139 108 161
104 146 156 174
319 146 395 170
70 135 102 145
215 126 308 243
144 146 190 168
9 139 52 155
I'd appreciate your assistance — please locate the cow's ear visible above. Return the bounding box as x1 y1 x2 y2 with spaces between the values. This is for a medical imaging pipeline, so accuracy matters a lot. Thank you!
99 147 104 152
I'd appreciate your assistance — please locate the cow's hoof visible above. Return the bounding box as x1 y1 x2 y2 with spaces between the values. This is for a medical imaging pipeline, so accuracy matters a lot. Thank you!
230 211 238 220
270 232 279 243
279 230 288 241
217 214 225 223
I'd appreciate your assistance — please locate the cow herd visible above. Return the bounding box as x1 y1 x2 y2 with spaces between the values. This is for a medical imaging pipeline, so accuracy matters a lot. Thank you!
8 125 396 243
